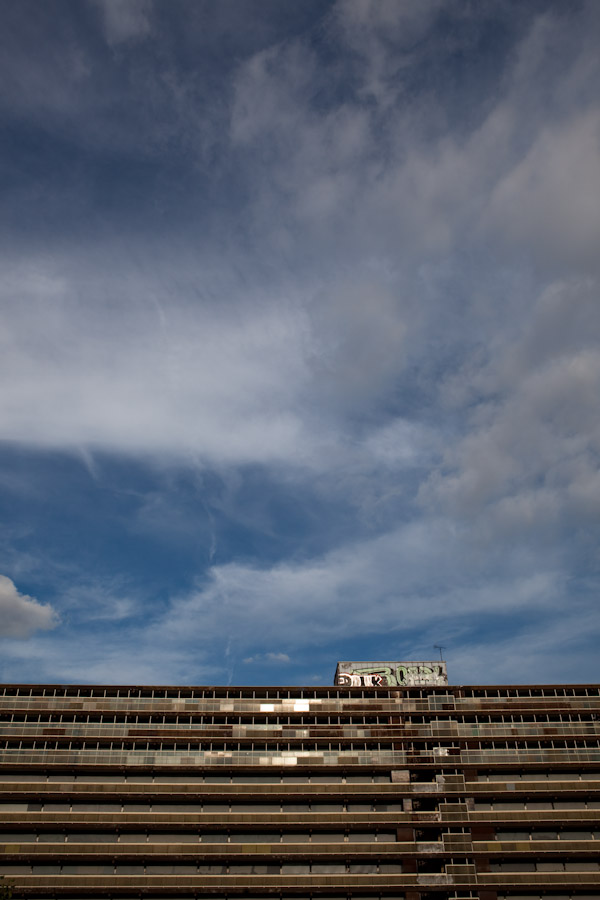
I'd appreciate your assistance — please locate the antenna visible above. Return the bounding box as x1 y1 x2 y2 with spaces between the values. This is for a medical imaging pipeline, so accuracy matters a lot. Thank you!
433 644 445 661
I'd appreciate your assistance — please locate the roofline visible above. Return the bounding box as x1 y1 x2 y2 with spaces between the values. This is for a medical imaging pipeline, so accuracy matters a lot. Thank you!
1 681 599 690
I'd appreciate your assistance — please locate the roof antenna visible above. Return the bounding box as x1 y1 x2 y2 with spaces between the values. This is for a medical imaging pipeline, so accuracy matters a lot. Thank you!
434 644 445 661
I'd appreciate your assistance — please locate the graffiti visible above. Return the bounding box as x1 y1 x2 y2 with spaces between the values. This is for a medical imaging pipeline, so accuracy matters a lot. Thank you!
335 660 448 687
336 672 384 687
349 666 395 686
396 664 445 686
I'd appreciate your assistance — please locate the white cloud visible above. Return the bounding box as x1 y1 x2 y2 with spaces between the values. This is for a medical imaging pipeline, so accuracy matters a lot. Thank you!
333 0 446 105
448 607 600 685
243 652 291 664
336 0 444 38
485 112 600 272
153 521 566 662
60 578 140 622
2 2 597 481
226 1 600 283
0 2 599 686
0 255 317 467
421 278 600 538
93 0 152 45
0 634 213 686
0 575 58 638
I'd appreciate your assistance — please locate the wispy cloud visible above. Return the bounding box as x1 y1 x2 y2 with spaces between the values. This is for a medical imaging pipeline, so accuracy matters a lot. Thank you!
92 0 153 46
243 652 291 665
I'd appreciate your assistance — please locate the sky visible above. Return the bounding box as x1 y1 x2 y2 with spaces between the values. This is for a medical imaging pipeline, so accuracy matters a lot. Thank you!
0 0 599 687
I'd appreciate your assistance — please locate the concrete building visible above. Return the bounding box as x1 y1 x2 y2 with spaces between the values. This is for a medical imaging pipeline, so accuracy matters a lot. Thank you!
1 662 600 899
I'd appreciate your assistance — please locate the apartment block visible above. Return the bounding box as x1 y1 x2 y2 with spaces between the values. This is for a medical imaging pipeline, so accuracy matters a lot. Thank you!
1 661 599 900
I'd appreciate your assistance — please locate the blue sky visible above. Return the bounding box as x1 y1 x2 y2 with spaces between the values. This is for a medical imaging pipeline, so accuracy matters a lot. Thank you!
1 0 599 686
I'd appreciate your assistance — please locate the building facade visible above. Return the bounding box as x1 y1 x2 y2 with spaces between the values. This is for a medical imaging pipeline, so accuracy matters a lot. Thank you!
1 664 600 899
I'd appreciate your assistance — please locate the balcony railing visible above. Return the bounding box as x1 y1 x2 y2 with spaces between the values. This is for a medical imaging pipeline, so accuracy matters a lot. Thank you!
3 871 600 891
1 696 599 715
1 722 598 740
2 747 600 768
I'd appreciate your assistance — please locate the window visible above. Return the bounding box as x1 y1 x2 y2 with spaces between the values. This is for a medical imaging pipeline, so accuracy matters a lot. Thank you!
145 864 198 874
0 833 36 842
147 832 199 842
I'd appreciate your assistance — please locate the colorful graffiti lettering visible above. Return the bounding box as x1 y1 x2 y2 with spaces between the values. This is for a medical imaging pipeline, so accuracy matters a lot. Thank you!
396 664 444 684
335 661 447 688
337 672 384 687
353 665 396 686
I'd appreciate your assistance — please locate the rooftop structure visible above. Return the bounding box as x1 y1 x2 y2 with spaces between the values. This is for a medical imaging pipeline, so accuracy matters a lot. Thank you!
1 664 599 899
334 661 448 687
